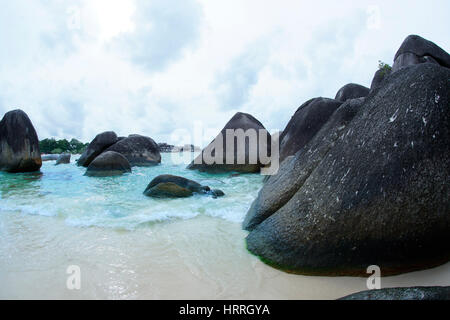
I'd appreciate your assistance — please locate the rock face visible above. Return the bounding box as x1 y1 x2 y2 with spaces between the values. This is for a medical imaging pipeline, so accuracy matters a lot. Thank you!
244 97 365 231
340 287 450 301
105 134 161 166
55 153 71 165
370 69 391 92
392 35 450 72
187 112 271 173
244 63 450 276
85 151 131 177
77 131 118 167
335 83 370 102
0 110 42 173
278 98 343 163
143 175 225 198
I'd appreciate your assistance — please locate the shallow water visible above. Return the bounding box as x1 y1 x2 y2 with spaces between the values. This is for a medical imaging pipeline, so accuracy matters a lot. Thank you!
1 154 449 299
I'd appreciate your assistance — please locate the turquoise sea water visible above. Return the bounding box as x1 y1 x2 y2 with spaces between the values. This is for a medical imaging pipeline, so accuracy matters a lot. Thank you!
0 153 264 230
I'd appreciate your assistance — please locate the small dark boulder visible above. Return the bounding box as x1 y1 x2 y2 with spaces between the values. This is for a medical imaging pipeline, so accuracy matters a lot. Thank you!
335 83 370 102
392 35 450 72
55 153 71 165
187 112 271 173
144 175 224 198
0 109 42 173
77 131 118 167
278 98 343 163
42 154 60 161
85 151 131 177
340 287 450 301
105 134 161 167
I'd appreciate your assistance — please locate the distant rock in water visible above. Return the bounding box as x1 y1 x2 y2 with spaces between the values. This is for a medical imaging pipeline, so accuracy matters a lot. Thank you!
245 63 450 276
105 134 161 166
42 154 60 161
158 143 175 153
85 151 131 177
144 175 225 198
335 83 370 102
278 98 343 163
77 131 118 167
187 112 272 173
392 35 450 72
55 153 71 165
0 109 42 173
340 287 450 301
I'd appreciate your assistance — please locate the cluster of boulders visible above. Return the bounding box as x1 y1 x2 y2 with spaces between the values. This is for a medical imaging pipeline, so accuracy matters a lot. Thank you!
242 35 450 277
158 143 201 153
77 131 161 176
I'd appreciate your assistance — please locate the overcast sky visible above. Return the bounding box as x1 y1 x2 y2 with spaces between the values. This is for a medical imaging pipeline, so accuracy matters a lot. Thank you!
0 0 449 146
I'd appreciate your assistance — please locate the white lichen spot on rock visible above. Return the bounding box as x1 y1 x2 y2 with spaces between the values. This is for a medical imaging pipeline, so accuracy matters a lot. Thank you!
389 108 399 123
435 93 440 104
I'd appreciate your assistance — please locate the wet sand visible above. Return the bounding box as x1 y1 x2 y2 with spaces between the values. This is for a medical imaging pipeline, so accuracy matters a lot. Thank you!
0 210 449 300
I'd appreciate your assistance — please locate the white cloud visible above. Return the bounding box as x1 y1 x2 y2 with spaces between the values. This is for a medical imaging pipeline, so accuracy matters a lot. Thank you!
0 0 449 146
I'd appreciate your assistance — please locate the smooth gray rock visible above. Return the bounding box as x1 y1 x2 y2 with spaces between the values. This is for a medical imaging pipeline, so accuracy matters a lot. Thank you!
85 151 131 177
370 68 391 92
187 112 271 173
335 83 370 102
77 131 118 167
392 35 450 72
143 174 224 198
244 98 365 231
55 153 71 165
42 154 60 161
278 98 343 163
340 287 450 300
0 109 42 173
105 134 161 167
245 64 450 276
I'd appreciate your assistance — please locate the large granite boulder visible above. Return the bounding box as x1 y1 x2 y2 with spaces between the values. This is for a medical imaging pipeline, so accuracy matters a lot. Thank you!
245 63 450 276
105 134 161 166
85 151 131 177
278 98 343 163
187 112 271 173
244 98 365 231
143 174 225 198
335 83 370 102
55 153 71 165
340 287 450 301
0 109 42 173
392 35 450 72
77 131 118 167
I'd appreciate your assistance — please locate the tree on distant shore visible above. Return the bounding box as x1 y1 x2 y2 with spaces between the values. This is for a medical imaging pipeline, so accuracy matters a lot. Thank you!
39 138 88 154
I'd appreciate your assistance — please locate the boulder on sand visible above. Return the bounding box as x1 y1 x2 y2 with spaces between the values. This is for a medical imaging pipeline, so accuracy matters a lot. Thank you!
278 98 343 163
55 153 71 165
0 109 42 173
77 131 118 167
340 287 450 301
144 174 225 198
392 35 450 72
245 63 450 276
335 83 370 102
187 112 272 173
85 151 131 177
105 134 161 167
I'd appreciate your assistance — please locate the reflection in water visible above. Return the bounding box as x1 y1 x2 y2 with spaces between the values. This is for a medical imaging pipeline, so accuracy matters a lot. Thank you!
0 171 43 198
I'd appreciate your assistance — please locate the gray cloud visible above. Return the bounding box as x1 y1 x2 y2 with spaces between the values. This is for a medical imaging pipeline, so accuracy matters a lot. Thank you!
214 42 269 110
113 0 203 72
